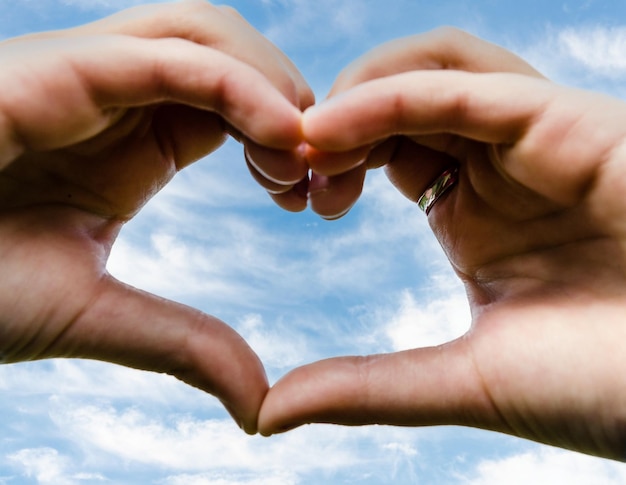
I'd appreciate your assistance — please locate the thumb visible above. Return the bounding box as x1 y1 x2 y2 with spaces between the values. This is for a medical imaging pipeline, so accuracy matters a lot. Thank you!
64 276 268 434
258 340 500 435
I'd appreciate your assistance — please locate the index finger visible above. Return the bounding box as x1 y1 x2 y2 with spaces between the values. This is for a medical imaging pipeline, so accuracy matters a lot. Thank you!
303 70 626 206
307 29 543 177
305 71 538 149
0 35 303 159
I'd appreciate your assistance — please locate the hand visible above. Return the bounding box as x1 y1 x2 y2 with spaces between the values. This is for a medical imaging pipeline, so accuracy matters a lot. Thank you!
0 0 313 434
259 29 626 460
302 27 544 219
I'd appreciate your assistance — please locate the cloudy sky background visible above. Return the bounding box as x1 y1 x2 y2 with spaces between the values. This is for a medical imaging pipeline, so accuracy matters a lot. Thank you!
2 0 626 483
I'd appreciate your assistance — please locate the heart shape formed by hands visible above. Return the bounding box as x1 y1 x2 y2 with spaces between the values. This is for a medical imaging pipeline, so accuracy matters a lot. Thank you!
2 1 626 462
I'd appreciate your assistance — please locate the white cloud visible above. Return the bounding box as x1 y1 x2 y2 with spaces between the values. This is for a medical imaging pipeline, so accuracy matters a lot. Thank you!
144 149 267 213
463 447 626 485
40 399 436 483
158 471 298 485
307 170 445 297
50 402 356 472
73 473 107 482
236 314 310 369
360 169 443 258
9 448 75 485
47 403 404 479
0 360 203 407
8 447 110 484
509 24 626 98
104 144 284 306
383 286 470 351
382 442 418 457
558 26 626 76
107 230 237 301
356 241 470 353
107 167 441 311
107 212 297 309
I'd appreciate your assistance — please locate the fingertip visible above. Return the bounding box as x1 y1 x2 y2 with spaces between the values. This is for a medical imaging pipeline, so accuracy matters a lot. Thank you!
242 423 260 436
301 104 326 143
301 93 354 151
301 104 320 144
258 422 301 437
259 103 305 150
305 145 370 177
222 401 250 434
244 141 309 186
298 83 316 111
308 165 365 220
258 402 303 436
319 208 353 221
269 186 309 213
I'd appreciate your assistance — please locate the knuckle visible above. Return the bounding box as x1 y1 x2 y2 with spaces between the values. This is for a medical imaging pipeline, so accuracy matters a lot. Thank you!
217 5 245 20
428 26 472 46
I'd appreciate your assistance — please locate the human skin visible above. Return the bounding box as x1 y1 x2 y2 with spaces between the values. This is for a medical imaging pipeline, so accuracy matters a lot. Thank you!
0 0 313 434
257 29 626 460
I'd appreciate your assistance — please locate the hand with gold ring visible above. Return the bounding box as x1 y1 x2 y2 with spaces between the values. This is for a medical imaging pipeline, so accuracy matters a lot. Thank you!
259 28 626 461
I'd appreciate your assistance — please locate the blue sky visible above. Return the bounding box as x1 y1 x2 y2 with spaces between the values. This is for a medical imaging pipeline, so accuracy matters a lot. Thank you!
2 0 626 484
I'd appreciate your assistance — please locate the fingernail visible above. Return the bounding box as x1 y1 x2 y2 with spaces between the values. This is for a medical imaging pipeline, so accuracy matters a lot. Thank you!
275 422 303 434
307 174 330 196
243 147 255 168
293 176 310 199
320 204 353 221
225 123 243 143
223 403 245 432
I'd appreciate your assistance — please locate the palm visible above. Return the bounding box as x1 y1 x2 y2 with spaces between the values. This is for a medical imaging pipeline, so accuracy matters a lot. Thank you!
3 106 221 217
383 100 626 457
398 135 568 272
0 205 111 359
0 104 213 356
460 296 626 459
